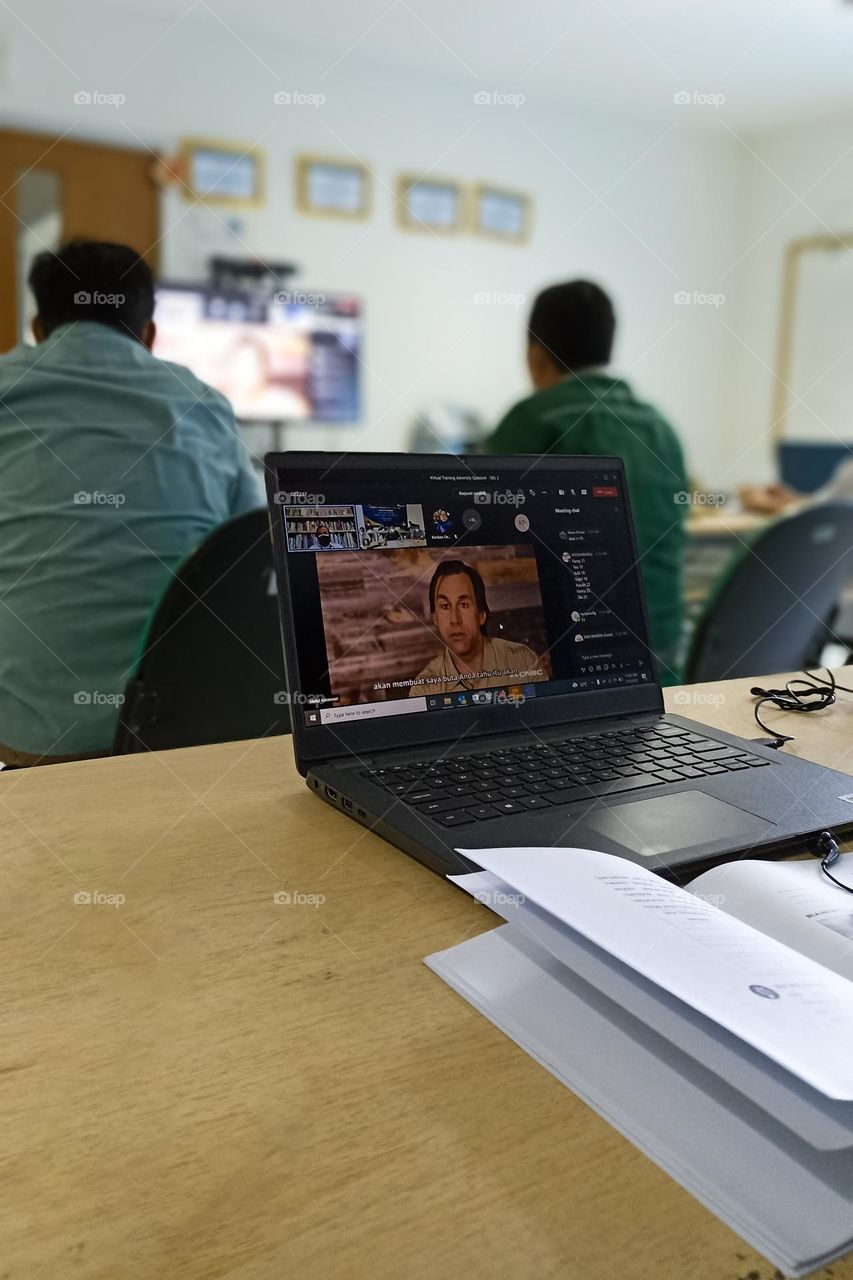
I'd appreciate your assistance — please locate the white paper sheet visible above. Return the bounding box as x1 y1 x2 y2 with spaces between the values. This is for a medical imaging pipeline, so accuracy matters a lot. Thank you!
456 870 853 1150
426 924 853 1276
454 846 853 1100
687 854 853 981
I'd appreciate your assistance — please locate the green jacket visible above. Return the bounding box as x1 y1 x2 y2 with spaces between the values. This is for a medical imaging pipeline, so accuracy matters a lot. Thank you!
486 371 688 682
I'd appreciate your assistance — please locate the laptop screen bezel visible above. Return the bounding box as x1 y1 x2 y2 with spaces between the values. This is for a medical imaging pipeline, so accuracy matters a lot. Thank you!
265 452 665 773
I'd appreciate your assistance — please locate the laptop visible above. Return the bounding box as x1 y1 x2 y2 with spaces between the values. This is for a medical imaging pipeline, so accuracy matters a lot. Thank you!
265 451 853 880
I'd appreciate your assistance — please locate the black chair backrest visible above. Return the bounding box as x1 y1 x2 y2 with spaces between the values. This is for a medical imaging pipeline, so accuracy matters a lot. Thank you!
685 501 853 683
113 508 291 753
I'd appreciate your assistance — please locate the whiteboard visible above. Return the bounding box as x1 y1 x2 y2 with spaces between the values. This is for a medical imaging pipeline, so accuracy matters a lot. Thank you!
786 245 853 444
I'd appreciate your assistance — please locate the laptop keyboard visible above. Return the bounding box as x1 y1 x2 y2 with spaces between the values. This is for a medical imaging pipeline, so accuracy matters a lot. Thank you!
360 722 771 827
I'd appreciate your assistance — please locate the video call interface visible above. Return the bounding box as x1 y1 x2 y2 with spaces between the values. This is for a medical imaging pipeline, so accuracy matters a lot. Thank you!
276 466 654 727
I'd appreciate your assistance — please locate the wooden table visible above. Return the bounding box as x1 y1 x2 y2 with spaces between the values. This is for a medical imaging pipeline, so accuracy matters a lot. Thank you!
2 672 853 1280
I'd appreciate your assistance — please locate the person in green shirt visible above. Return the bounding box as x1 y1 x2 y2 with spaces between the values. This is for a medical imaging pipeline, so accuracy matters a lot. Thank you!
485 280 688 684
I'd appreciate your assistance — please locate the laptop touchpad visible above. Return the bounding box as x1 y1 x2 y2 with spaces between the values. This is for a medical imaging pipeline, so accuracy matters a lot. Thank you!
586 790 775 858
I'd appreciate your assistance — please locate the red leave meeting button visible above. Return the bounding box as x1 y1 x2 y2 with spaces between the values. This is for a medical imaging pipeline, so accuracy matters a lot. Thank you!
592 485 618 497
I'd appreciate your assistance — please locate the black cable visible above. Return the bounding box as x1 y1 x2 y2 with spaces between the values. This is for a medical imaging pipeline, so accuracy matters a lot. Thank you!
814 830 853 894
747 670 853 890
804 667 853 695
750 667 853 741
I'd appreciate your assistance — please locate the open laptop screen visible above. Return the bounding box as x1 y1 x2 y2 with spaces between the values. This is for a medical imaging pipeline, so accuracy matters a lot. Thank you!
269 458 655 730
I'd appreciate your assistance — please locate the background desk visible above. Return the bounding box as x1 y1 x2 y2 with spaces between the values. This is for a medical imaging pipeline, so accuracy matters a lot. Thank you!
2 673 852 1280
684 506 769 633
686 507 769 540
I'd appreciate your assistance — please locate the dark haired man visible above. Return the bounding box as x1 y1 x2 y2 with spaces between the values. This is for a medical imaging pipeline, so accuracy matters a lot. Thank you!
409 559 546 696
486 280 688 682
0 240 261 762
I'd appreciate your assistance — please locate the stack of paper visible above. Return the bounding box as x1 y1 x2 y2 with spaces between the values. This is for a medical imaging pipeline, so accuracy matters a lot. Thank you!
425 847 853 1276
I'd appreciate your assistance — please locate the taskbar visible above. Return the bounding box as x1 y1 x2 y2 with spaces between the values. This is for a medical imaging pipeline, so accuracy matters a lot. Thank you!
422 666 651 712
301 664 652 727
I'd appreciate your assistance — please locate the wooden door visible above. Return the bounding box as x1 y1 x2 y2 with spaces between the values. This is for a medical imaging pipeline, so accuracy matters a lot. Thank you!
0 130 160 351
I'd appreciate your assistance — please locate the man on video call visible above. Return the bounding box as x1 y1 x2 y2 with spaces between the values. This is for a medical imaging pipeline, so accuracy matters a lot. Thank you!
408 559 546 696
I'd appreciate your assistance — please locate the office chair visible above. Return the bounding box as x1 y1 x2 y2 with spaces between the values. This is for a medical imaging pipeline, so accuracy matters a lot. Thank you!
684 501 853 683
113 508 291 753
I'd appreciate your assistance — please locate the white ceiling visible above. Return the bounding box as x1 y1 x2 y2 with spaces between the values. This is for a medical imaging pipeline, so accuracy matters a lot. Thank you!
23 0 853 129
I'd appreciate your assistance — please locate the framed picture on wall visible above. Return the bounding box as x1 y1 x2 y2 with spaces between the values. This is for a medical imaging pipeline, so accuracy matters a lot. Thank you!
473 184 530 242
180 138 265 207
396 175 465 233
296 155 371 219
